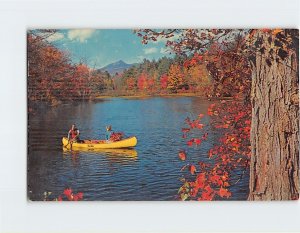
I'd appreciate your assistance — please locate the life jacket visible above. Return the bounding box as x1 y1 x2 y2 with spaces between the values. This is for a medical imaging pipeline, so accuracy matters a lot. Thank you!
70 129 78 139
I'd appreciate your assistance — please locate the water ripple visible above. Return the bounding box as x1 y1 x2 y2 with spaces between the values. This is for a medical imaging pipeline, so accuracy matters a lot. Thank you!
28 98 249 201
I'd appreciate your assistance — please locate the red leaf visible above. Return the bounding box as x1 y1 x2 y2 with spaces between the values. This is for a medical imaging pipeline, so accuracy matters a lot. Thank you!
178 151 186 161
63 188 72 197
210 175 223 186
204 185 214 194
195 173 206 189
200 185 215 200
218 187 231 198
76 192 83 200
183 61 190 68
182 128 190 133
194 138 201 145
197 124 204 129
245 120 251 125
208 149 214 158
190 165 196 175
198 162 209 169
187 140 193 146
199 193 213 201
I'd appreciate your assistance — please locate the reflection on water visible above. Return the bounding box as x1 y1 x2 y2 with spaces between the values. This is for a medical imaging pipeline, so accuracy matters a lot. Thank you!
62 147 138 163
28 97 249 201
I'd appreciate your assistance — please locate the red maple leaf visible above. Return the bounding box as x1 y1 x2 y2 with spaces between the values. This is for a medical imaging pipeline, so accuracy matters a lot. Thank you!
194 138 201 145
76 192 83 200
187 140 193 146
197 124 204 129
218 187 231 198
200 185 215 201
178 151 186 161
195 173 206 189
63 188 72 197
190 165 196 175
182 128 190 133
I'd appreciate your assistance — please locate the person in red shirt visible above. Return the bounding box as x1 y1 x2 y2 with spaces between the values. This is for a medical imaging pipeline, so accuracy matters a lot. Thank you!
68 124 80 142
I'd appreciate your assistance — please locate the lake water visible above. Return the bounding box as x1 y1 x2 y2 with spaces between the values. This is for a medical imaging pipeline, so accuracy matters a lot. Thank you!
28 97 249 201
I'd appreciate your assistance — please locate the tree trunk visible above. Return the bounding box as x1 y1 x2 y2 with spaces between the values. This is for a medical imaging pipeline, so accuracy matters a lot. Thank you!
248 32 299 200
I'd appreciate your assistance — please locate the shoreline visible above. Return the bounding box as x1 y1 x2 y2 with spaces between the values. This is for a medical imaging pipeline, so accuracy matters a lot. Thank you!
95 93 234 101
95 93 224 99
28 94 235 107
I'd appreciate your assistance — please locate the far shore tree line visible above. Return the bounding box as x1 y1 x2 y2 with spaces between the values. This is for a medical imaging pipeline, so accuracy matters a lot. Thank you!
27 30 228 107
114 56 212 96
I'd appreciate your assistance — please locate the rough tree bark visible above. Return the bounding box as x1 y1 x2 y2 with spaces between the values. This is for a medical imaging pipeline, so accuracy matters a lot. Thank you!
248 31 299 200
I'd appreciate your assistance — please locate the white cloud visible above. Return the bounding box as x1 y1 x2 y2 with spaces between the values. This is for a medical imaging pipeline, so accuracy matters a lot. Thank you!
67 29 96 43
143 47 158 54
137 55 145 61
46 32 65 42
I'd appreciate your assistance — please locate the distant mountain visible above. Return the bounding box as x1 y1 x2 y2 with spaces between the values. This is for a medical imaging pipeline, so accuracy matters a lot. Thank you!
99 60 135 75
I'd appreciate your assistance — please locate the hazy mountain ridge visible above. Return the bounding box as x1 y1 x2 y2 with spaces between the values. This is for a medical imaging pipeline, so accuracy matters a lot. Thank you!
99 60 136 75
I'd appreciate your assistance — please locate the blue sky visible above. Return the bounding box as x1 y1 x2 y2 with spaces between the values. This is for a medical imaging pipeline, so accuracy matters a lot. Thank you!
47 29 174 68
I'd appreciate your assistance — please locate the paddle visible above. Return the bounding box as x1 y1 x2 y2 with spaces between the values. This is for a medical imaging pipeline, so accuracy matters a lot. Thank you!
64 138 71 148
64 135 75 150
64 128 79 150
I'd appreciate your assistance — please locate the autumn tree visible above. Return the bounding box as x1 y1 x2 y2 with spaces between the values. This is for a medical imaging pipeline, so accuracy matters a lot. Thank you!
157 57 173 76
72 63 91 100
160 74 169 90
247 30 299 200
136 29 299 200
147 76 156 93
126 77 137 91
28 32 74 103
28 30 114 105
184 64 211 93
167 64 186 92
137 73 148 91
89 70 113 97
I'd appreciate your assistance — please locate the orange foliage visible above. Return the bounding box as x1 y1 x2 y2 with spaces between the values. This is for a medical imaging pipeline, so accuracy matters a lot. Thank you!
137 73 148 91
126 77 136 90
178 101 251 201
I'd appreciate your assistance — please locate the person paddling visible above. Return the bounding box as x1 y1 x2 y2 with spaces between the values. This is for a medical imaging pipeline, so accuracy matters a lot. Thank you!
68 124 80 144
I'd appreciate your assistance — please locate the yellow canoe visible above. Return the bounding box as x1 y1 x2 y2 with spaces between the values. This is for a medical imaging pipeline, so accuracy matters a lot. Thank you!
62 136 138 149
